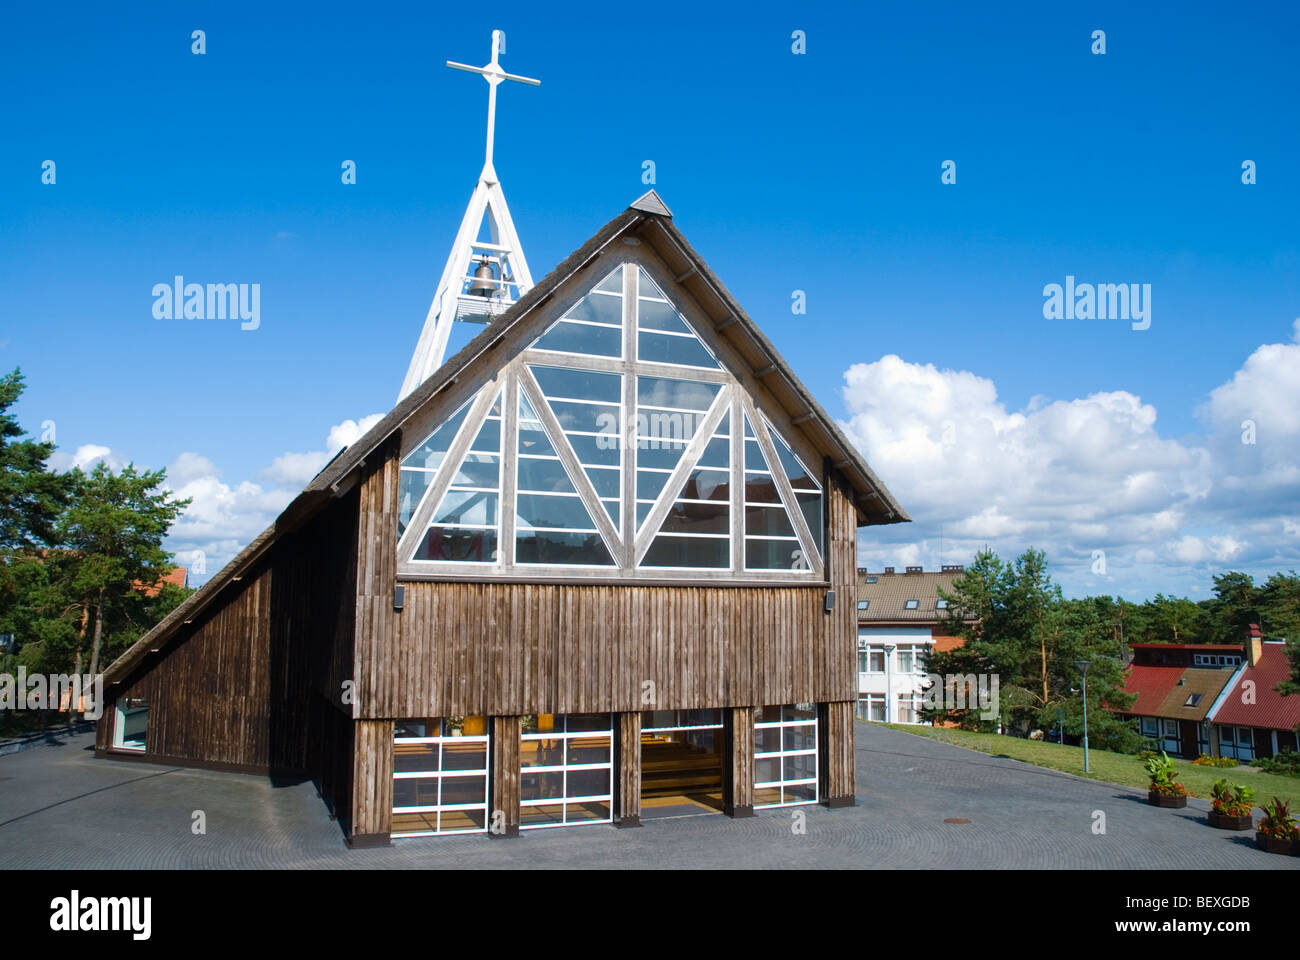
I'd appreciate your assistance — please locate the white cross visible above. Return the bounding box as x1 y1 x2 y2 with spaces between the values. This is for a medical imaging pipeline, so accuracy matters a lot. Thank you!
447 29 539 183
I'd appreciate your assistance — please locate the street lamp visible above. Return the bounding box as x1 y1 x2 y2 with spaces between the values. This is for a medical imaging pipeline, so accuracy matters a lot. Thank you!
1074 660 1091 773
884 644 896 723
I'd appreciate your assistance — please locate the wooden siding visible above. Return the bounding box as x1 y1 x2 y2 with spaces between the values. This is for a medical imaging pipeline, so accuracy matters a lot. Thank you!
821 700 856 804
359 473 858 719
353 433 400 720
350 719 394 841
490 715 522 836
98 491 359 774
725 706 754 815
615 712 642 824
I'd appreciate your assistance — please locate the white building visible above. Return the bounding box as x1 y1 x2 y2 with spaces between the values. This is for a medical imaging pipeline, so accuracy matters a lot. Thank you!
855 566 971 724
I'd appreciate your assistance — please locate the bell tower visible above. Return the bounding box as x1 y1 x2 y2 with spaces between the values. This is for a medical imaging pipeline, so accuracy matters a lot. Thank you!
399 29 539 402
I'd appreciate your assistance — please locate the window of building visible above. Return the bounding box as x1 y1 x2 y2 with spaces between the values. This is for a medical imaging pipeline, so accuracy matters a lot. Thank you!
1183 693 1202 707
865 576 878 583
391 717 490 837
896 693 920 724
1193 653 1241 667
1217 725 1255 762
754 704 818 807
857 600 869 611
856 694 886 723
867 646 886 673
396 260 826 580
904 599 919 610
935 599 949 610
519 713 613 828
113 696 148 751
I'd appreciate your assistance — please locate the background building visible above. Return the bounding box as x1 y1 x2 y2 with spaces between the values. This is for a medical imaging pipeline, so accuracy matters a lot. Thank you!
855 566 969 723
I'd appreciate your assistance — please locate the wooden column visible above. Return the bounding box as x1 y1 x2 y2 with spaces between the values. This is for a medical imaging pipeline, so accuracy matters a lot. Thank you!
490 715 521 838
615 711 642 827
820 700 856 808
348 718 394 846
725 706 754 817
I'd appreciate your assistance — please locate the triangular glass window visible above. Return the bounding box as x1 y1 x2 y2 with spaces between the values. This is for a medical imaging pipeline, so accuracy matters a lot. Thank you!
529 265 623 358
641 405 731 569
409 389 504 563
515 384 614 566
634 376 722 531
399 391 478 538
636 267 721 369
742 411 805 570
528 364 623 535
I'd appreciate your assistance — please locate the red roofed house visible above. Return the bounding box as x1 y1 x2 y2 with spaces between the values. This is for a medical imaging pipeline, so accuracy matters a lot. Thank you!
1118 641 1245 759
1206 625 1300 762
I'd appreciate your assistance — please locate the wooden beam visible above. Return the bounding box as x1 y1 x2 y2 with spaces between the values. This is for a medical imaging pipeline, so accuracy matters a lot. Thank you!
754 364 778 378
615 712 642 827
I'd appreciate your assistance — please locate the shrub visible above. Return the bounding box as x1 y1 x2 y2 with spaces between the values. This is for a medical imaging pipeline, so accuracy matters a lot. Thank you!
1255 749 1300 779
1256 796 1300 841
1210 778 1255 817
1193 754 1237 768
1144 751 1188 796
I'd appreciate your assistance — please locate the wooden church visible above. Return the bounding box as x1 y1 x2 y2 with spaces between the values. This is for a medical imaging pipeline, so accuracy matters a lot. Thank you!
97 31 908 845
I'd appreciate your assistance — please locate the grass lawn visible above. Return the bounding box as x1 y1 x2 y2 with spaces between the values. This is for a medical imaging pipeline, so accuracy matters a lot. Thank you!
883 723 1300 809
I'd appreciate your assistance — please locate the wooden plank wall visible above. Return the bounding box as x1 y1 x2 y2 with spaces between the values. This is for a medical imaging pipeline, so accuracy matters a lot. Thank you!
725 706 755 815
350 718 394 843
102 490 359 775
490 716 522 837
821 700 856 805
615 712 642 826
353 433 400 721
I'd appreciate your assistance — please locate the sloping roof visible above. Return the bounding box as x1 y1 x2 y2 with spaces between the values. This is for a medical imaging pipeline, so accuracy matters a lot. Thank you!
1121 664 1237 722
1122 665 1184 716
1212 643 1300 731
856 570 974 624
133 566 189 597
105 193 907 686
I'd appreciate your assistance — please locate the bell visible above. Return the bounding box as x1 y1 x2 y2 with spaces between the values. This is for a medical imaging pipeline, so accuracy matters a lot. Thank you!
468 259 497 297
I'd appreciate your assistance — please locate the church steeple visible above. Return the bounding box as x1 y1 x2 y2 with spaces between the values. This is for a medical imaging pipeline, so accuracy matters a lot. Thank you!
399 29 539 402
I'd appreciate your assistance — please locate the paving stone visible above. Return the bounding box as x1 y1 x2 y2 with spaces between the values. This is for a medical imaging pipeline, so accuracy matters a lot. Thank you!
0 724 1295 869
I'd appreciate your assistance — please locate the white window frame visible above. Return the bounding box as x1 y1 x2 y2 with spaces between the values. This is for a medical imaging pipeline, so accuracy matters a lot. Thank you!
754 705 819 808
520 715 614 829
113 697 148 751
391 722 491 838
394 257 827 583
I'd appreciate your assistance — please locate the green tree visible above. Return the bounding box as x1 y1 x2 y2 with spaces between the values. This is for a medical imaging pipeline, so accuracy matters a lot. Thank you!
931 548 1137 749
53 463 190 678
0 368 73 641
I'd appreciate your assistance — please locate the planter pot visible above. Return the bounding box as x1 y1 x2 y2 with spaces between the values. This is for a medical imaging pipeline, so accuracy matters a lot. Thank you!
1148 790 1187 808
1254 832 1298 855
1207 811 1253 831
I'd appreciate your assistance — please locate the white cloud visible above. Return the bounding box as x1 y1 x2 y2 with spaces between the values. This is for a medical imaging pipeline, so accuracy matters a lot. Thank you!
841 324 1300 598
46 443 122 472
260 413 384 488
148 413 380 584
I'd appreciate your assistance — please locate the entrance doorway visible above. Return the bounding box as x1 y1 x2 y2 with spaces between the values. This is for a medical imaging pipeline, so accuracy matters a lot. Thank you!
640 710 725 819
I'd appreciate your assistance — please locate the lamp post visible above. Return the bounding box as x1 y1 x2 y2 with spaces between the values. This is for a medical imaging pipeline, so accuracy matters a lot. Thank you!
1074 660 1091 773
884 644 896 723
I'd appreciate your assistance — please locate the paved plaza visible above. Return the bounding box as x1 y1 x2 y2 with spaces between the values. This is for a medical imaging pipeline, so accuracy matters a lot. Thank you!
1 722 1295 869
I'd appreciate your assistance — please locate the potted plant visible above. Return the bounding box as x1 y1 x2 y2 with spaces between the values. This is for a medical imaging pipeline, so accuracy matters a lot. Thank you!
1255 797 1300 855
1207 778 1255 830
1144 751 1188 807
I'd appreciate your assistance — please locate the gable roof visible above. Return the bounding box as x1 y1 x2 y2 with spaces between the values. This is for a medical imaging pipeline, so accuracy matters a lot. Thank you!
105 193 908 685
1211 642 1300 731
856 569 975 625
1120 664 1239 722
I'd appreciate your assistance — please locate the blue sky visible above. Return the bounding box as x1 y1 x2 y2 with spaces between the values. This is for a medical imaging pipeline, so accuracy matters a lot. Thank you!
2 1 1298 601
